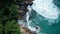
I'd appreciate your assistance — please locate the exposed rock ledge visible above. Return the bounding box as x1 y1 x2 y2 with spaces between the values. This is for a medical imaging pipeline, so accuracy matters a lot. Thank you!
18 20 37 34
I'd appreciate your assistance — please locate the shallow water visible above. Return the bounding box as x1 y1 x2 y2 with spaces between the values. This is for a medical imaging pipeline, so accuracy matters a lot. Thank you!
26 0 60 34
29 10 60 34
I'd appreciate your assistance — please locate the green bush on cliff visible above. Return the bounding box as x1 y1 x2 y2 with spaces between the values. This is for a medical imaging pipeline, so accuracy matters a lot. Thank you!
0 0 22 34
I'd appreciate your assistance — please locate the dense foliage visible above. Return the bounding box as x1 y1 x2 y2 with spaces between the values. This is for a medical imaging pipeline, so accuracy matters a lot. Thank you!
0 0 22 34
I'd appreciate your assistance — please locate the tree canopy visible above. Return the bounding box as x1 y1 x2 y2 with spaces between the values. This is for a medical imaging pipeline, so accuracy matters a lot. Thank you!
0 0 22 34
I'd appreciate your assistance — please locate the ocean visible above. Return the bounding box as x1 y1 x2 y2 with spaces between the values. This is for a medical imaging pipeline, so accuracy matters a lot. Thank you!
26 0 60 34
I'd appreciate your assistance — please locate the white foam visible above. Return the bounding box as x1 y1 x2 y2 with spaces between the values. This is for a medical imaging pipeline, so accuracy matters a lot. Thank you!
28 26 36 31
26 0 60 33
32 0 59 19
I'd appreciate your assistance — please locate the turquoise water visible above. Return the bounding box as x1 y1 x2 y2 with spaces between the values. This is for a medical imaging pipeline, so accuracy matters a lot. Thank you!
27 0 60 34
28 10 60 34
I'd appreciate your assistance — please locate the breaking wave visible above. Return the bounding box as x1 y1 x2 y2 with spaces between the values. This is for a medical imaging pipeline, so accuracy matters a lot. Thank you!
26 0 60 34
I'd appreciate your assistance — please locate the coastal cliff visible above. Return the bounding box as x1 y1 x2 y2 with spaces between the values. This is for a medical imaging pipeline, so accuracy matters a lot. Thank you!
18 0 37 34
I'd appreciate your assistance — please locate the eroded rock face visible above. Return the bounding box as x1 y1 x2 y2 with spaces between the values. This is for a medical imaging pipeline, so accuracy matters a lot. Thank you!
20 25 37 34
18 0 33 20
23 0 33 5
18 0 37 34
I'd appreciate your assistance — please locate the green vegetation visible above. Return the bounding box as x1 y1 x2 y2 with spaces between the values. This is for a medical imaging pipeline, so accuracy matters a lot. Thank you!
0 0 22 34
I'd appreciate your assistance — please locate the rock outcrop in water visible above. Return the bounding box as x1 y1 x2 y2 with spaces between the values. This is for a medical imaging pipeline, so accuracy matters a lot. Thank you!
18 0 37 34
18 0 33 20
